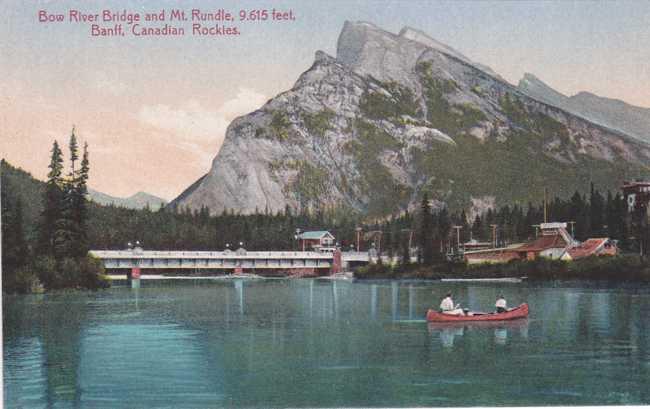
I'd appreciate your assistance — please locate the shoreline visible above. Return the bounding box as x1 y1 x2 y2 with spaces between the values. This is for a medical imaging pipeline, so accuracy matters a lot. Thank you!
353 254 650 282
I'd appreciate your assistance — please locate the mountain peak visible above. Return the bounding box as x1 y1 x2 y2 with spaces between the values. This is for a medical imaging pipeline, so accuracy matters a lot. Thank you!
336 21 500 84
314 50 335 63
336 20 397 68
171 21 650 217
89 189 167 209
518 72 568 105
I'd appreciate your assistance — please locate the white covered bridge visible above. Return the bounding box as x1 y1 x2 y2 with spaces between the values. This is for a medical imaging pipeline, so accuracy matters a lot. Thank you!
89 249 373 276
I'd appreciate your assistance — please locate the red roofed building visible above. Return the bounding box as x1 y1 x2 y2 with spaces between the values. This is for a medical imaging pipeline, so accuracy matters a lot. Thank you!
513 222 576 261
464 247 521 264
296 231 335 251
561 238 618 261
462 221 617 265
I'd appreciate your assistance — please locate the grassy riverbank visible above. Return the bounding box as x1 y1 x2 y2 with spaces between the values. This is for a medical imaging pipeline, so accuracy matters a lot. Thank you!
354 255 650 281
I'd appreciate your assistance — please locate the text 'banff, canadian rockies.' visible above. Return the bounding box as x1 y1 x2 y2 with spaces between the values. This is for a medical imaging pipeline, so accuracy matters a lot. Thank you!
41 9 260 36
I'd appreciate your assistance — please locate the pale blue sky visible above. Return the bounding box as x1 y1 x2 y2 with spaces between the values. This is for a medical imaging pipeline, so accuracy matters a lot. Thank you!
2 0 649 199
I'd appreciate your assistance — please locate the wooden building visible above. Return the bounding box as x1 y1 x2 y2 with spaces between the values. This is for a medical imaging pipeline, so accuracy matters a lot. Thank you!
297 231 336 251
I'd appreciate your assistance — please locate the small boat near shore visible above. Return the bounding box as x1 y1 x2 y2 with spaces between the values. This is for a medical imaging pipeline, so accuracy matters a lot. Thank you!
317 272 354 281
426 303 529 322
440 277 525 283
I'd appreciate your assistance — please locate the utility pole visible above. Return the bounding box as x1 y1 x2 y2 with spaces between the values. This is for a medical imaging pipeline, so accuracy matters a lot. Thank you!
355 227 362 252
452 225 462 254
544 187 548 223
490 224 498 248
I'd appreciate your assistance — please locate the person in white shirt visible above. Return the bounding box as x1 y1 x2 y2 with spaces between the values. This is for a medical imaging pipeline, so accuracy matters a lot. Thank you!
495 295 507 313
440 292 464 316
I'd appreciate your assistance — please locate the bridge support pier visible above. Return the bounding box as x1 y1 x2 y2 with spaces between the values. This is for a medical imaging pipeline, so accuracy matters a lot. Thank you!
130 267 141 289
331 249 342 274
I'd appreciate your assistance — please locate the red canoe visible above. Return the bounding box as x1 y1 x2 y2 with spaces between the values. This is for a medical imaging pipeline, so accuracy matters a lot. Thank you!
426 303 529 322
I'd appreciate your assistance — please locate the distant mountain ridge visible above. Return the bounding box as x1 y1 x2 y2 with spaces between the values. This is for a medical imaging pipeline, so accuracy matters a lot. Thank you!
1 160 165 218
518 73 650 144
170 21 650 217
88 189 166 209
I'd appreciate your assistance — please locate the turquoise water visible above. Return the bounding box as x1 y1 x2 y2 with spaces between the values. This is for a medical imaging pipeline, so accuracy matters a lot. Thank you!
3 278 650 407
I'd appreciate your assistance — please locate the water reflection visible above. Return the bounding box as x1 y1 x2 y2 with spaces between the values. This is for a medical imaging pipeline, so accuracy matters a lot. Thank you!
495 328 507 345
439 326 464 348
391 281 399 320
235 279 244 315
370 284 377 318
79 323 224 406
4 280 650 407
408 284 415 320
332 280 339 319
428 319 530 348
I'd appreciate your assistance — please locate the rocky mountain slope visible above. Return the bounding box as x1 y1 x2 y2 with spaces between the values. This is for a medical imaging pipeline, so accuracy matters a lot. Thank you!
171 21 650 217
518 73 650 145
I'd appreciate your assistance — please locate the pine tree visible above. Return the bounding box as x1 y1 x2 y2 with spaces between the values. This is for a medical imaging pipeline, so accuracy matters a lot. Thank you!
419 193 433 264
1 176 29 277
69 126 79 175
54 130 85 261
472 214 482 241
71 142 90 258
606 191 618 239
458 209 470 243
567 191 584 240
437 207 451 256
589 183 605 237
38 140 65 256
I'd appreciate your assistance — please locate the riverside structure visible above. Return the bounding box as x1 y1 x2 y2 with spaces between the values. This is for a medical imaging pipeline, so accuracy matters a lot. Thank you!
88 247 375 277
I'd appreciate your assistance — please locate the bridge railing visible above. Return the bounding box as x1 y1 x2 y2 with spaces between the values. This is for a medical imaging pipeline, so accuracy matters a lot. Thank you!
89 250 334 259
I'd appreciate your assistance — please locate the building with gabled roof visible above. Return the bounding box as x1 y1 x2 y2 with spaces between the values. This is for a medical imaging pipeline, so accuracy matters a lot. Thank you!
297 231 335 251
462 220 619 264
514 222 578 260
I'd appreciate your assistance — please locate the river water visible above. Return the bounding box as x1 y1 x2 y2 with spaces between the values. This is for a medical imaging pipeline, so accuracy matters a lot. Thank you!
3 278 650 407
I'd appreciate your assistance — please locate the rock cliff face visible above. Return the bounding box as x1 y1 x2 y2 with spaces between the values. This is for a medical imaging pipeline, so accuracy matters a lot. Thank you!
171 21 650 217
